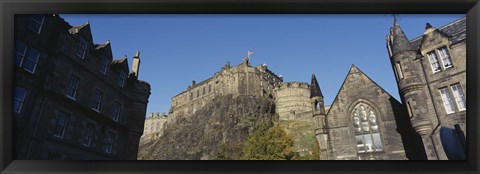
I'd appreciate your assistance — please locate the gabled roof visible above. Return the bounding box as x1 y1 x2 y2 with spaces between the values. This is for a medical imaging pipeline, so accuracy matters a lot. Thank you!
111 57 129 72
95 40 110 50
68 22 89 34
326 65 400 116
410 16 466 50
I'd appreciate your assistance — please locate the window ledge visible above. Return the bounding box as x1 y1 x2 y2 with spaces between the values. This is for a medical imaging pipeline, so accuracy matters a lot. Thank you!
92 108 101 113
65 95 76 101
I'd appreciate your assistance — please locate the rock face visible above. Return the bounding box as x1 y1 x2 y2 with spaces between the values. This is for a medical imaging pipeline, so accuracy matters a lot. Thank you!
138 94 277 160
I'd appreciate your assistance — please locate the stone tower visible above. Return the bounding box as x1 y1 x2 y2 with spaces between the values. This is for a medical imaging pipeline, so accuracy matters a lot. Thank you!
387 19 436 159
311 74 328 160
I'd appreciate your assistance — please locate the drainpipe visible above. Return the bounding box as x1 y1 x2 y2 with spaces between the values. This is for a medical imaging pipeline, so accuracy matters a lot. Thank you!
26 96 45 159
419 56 442 160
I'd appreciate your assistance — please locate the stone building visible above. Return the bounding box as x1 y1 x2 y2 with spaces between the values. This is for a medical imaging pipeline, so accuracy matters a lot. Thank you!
158 16 465 160
142 112 168 138
168 57 283 124
14 14 151 160
386 17 466 160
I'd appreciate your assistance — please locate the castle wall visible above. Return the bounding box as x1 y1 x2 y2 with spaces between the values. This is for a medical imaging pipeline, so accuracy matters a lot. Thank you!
274 82 312 121
143 112 168 138
168 60 282 124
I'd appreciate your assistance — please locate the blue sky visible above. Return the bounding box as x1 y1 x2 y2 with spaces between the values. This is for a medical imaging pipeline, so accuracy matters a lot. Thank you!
61 14 464 116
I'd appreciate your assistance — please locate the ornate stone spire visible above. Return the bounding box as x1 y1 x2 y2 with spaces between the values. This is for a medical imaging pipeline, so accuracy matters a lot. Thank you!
310 74 323 98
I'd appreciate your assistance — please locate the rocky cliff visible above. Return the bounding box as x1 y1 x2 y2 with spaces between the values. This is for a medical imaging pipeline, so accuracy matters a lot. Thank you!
138 94 277 160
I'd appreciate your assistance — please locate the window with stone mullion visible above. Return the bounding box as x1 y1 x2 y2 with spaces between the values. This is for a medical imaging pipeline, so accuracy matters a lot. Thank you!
353 104 382 155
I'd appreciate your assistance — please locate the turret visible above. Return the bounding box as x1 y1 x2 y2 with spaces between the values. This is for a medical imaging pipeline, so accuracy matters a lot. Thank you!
131 50 141 78
311 74 329 160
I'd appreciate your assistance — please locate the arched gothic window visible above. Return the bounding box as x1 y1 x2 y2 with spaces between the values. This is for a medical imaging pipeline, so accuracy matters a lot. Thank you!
352 104 383 154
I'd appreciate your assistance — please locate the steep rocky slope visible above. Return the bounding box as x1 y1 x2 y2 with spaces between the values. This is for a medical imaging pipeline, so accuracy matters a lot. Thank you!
138 94 277 160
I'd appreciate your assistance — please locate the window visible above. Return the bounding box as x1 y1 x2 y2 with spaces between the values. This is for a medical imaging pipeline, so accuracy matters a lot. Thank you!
105 131 116 153
75 37 87 59
450 83 466 111
53 111 69 138
66 74 80 99
439 87 455 114
112 101 121 122
427 52 441 73
15 40 40 73
118 71 126 87
28 15 44 34
82 122 95 147
427 46 454 73
407 101 414 118
203 87 205 95
395 62 404 79
92 89 103 112
99 55 108 75
352 104 382 155
190 92 193 100
209 85 211 93
197 90 199 97
14 86 28 114
437 47 453 69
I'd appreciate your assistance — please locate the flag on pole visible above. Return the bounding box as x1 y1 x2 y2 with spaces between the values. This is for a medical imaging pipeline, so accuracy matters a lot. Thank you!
248 50 254 58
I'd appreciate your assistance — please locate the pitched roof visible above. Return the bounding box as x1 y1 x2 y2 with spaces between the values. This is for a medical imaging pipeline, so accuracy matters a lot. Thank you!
112 58 127 64
410 16 466 50
68 23 89 34
310 74 323 98
326 65 401 116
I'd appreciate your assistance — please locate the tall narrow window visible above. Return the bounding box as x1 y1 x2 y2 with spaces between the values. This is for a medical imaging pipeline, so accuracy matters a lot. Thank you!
197 90 199 97
118 70 126 87
209 85 212 93
112 101 121 122
66 74 80 100
15 41 40 73
395 62 404 79
451 83 466 111
190 92 193 100
439 87 455 114
53 111 69 138
14 86 28 114
406 101 414 118
82 122 95 147
352 104 382 155
92 89 103 112
15 41 27 67
28 15 44 34
75 37 87 59
427 52 441 73
99 55 108 75
105 131 116 153
437 47 453 69
203 87 205 95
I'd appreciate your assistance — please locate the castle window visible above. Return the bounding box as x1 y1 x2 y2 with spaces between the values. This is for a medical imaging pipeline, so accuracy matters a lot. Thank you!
209 85 212 93
15 40 40 74
66 74 80 100
104 131 116 154
427 52 441 73
190 92 193 100
439 87 455 114
91 89 103 112
395 62 404 79
450 83 466 111
352 104 382 155
437 47 453 69
197 90 199 97
118 70 126 87
112 101 121 122
99 55 108 75
53 110 69 138
82 122 95 147
14 86 28 114
203 87 205 95
75 37 87 59
28 15 44 34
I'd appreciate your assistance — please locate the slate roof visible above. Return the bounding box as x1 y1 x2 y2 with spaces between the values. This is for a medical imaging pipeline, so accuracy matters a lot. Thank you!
410 17 466 51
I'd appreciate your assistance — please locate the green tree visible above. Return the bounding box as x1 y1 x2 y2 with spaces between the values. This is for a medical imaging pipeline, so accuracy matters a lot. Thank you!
241 124 298 160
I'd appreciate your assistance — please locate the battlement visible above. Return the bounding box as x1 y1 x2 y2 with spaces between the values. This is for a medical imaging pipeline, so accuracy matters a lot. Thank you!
275 82 310 90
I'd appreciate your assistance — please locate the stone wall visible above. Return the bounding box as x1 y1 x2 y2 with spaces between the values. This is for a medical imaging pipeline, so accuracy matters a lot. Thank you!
274 82 312 121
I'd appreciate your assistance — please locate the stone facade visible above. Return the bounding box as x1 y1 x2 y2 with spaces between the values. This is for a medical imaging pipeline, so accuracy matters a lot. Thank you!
14 14 151 160
386 17 466 160
142 112 168 138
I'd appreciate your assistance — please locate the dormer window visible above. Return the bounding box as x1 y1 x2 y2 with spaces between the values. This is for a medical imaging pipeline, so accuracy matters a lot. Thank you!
28 15 44 34
118 70 126 87
427 46 453 73
99 55 108 75
75 37 87 59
